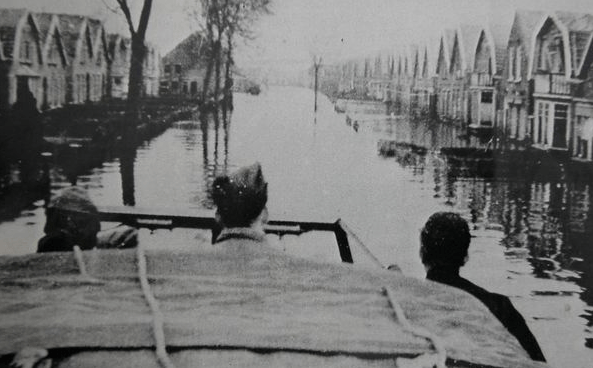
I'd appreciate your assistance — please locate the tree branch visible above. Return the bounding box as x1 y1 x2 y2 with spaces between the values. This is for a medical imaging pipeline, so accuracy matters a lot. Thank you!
136 0 153 39
116 0 136 35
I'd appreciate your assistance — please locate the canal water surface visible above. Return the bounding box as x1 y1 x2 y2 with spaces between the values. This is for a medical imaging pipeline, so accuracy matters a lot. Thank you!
1 86 592 367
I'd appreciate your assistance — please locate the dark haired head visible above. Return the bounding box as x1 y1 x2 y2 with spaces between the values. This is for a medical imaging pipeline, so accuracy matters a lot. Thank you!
212 162 268 228
420 212 471 269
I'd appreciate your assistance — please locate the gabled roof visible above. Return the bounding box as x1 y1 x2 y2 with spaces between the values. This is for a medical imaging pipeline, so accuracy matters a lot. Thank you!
528 11 593 79
57 14 87 60
455 24 482 73
421 36 440 78
511 10 546 56
163 32 205 67
555 11 593 76
0 8 41 61
88 17 109 63
476 25 509 75
107 34 130 62
36 13 68 66
407 44 420 77
436 29 455 74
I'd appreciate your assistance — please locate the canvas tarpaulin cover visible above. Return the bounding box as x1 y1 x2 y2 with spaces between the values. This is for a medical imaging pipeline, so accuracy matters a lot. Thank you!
0 245 548 368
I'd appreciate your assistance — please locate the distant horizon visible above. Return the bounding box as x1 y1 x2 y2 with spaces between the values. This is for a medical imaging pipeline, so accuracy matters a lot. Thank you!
3 0 593 74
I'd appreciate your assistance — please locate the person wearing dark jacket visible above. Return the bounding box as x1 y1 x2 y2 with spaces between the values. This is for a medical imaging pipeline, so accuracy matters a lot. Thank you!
419 212 546 362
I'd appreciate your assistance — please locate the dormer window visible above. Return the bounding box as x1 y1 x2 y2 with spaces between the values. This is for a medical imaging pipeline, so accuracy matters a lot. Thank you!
538 29 564 74
20 40 31 62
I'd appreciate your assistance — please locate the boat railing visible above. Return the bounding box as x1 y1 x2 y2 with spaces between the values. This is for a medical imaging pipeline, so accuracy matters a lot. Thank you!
97 206 384 267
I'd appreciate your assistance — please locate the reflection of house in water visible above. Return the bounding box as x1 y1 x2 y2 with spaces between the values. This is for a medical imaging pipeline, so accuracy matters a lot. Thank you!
199 114 230 205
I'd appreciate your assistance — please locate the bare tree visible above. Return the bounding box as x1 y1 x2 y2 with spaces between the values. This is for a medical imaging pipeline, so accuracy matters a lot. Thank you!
113 0 153 131
197 0 271 109
221 0 271 108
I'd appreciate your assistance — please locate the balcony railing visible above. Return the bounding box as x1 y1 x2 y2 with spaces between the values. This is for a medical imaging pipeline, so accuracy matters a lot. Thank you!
470 73 493 87
534 73 571 95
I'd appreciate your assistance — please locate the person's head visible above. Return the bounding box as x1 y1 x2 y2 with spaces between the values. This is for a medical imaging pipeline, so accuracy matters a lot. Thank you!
212 162 268 228
43 186 100 250
419 212 471 270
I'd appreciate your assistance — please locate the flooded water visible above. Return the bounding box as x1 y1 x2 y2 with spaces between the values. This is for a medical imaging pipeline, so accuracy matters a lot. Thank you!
0 86 592 367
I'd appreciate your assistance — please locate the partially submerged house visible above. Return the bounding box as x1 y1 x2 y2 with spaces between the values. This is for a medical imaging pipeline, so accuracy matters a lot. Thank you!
499 10 545 146
0 9 44 110
529 11 593 154
468 26 507 129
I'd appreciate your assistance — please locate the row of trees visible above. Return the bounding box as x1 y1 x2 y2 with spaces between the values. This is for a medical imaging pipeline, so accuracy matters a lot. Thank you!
199 0 271 108
110 0 270 131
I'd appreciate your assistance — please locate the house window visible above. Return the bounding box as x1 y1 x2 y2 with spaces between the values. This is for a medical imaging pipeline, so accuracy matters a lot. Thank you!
21 40 31 61
552 104 568 148
537 102 549 144
508 47 514 80
515 47 522 81
164 65 171 74
171 81 179 91
481 91 493 103
175 64 181 74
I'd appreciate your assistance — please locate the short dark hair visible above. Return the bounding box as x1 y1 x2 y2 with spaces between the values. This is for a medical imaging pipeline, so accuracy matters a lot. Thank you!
420 212 471 268
212 163 268 228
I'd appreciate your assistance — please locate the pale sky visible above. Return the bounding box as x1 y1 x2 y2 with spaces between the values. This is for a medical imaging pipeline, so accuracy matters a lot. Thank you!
5 0 593 72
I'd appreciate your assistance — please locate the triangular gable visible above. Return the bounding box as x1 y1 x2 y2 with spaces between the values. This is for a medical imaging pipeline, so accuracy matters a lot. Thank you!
42 14 68 67
89 19 109 65
436 30 454 76
474 29 496 75
13 11 44 65
528 13 572 79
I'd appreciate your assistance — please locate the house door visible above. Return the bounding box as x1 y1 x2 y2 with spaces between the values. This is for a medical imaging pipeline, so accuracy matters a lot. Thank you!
42 77 48 108
552 104 568 148
16 76 30 100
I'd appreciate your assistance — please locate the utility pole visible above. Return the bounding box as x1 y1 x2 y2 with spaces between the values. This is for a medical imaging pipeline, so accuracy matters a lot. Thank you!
313 55 322 112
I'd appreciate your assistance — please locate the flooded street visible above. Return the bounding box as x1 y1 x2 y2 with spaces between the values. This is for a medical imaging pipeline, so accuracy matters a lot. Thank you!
1 86 592 367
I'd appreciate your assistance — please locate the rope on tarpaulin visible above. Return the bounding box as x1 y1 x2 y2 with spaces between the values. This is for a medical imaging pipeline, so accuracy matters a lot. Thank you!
136 244 177 368
383 286 447 368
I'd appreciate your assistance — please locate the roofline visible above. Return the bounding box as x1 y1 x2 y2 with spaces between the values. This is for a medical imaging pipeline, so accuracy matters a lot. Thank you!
527 12 573 79
480 28 498 74
42 14 69 67
577 32 593 77
454 27 467 72
12 11 44 66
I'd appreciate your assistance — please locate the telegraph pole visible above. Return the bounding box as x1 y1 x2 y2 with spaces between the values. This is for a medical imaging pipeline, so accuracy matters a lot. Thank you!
313 55 322 112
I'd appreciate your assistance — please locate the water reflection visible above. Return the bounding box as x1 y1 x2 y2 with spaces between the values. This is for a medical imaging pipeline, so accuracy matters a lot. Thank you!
374 113 593 356
120 143 136 206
